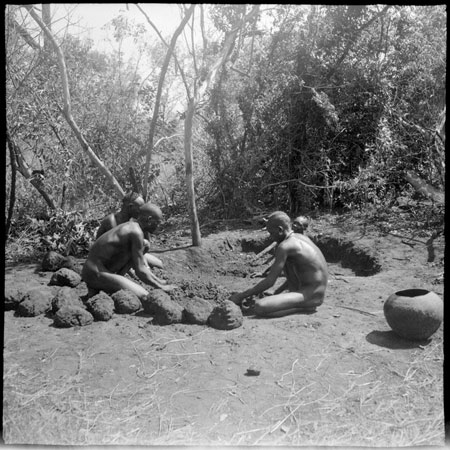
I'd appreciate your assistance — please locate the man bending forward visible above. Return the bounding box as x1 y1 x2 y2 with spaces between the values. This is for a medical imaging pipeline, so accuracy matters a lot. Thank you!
82 203 176 300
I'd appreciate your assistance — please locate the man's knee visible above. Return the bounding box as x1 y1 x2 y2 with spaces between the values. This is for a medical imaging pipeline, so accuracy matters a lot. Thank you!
308 292 325 308
254 299 269 316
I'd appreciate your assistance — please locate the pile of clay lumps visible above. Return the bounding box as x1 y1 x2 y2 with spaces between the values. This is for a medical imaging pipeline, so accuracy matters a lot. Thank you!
5 251 243 330
141 289 243 330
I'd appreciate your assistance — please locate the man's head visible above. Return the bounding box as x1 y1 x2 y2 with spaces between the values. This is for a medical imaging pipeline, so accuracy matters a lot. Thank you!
266 211 292 243
137 202 163 233
122 192 145 218
292 216 309 234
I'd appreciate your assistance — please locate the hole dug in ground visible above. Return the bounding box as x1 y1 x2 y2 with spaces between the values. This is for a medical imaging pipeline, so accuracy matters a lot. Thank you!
240 233 382 277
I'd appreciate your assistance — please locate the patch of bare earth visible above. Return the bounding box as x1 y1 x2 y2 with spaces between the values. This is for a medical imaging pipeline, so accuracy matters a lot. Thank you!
3 217 444 446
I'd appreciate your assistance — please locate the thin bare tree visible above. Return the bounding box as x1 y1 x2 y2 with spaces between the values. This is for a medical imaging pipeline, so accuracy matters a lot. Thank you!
23 5 125 197
183 5 261 245
138 4 195 200
138 4 259 246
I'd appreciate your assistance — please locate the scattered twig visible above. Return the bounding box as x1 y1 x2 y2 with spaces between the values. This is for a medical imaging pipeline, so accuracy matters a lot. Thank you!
336 305 378 317
382 230 426 245
276 359 299 388
225 237 234 250
228 390 246 405
145 352 206 357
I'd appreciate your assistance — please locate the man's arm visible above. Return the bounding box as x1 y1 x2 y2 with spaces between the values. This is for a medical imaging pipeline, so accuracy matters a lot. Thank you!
273 280 288 295
231 245 287 303
129 228 175 291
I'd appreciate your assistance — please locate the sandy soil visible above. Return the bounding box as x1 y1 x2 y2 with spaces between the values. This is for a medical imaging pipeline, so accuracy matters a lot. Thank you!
2 215 445 446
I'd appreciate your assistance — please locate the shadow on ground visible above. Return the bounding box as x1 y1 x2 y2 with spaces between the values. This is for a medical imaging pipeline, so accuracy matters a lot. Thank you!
366 330 430 349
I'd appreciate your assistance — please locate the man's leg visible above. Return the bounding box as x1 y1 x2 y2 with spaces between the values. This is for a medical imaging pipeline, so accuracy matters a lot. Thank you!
88 271 149 300
254 291 319 317
126 255 164 283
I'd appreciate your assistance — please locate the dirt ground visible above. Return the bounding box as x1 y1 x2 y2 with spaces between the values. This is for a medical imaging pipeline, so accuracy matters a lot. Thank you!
2 214 445 446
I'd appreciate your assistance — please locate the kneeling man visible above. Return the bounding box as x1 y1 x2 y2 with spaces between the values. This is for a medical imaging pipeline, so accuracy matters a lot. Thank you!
82 203 176 300
230 211 328 317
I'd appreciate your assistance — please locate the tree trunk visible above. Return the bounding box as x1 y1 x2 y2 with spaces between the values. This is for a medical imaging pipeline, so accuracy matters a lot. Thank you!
5 134 18 243
24 5 125 198
182 5 260 246
42 4 52 52
7 15 40 50
142 4 195 200
6 129 56 211
184 98 202 246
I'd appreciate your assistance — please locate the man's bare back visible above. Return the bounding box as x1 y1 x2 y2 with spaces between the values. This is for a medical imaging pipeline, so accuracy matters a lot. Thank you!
89 222 141 273
282 233 328 294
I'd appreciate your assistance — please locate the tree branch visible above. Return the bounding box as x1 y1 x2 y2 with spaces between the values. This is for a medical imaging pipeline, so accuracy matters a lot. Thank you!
23 5 125 197
5 133 18 242
6 129 56 210
7 15 41 50
135 3 191 97
327 5 391 80
138 3 195 199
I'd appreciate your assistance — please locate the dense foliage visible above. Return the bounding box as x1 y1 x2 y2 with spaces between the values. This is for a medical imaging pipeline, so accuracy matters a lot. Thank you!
4 4 445 259
202 5 445 216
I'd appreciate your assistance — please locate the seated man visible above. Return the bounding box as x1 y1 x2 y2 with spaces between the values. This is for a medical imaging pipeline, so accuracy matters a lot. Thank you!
250 215 310 278
230 211 328 317
82 202 176 300
292 215 309 234
96 192 163 270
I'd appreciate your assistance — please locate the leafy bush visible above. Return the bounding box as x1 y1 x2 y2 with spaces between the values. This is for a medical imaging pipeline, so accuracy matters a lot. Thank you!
6 211 98 263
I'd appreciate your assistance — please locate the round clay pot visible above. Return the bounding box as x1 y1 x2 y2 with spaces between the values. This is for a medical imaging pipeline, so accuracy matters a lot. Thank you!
383 289 443 341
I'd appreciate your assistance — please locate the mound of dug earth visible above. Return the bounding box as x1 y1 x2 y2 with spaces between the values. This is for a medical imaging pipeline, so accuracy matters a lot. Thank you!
41 251 83 274
183 296 214 325
4 287 25 311
208 300 243 330
144 290 184 325
54 305 94 328
49 268 82 288
111 290 142 314
170 279 231 307
51 286 85 313
86 292 115 321
17 287 55 317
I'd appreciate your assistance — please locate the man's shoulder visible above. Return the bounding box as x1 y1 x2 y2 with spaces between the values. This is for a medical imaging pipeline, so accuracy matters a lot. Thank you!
276 239 291 253
118 220 142 234
284 234 310 251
